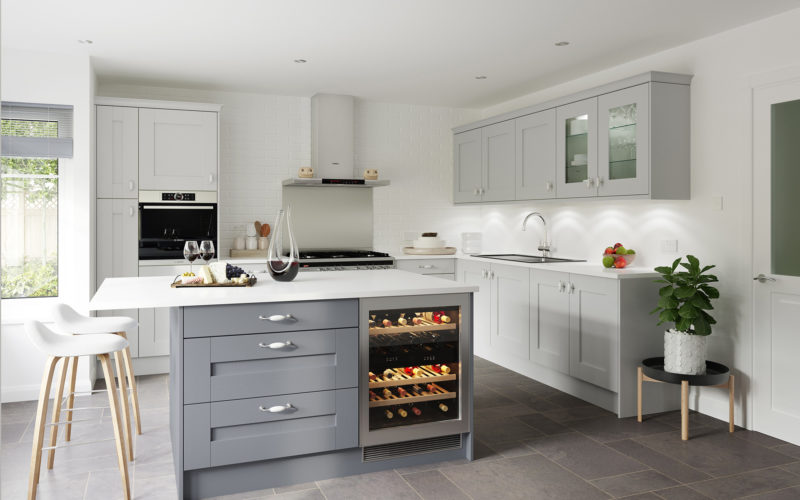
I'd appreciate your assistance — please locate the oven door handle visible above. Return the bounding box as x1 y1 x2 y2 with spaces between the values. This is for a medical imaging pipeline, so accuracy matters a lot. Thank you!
140 205 215 210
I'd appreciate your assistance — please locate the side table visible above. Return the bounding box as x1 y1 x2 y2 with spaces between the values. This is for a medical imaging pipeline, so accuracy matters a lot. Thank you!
637 357 734 440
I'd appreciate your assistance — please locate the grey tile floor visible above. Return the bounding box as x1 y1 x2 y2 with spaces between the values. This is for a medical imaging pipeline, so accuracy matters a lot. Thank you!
3 357 800 499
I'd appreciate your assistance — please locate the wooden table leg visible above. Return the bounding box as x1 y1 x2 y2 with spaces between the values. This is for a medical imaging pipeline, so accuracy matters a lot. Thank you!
681 380 689 441
729 374 735 433
637 366 643 422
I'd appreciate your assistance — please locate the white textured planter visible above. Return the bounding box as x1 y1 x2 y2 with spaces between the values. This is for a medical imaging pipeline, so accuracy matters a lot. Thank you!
664 329 707 375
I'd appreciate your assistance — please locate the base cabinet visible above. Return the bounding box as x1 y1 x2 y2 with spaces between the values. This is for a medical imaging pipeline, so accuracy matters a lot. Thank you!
457 260 529 359
138 265 184 357
530 270 570 374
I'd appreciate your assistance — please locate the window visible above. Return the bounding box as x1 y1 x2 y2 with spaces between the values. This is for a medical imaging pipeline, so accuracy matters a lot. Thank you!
1 103 72 299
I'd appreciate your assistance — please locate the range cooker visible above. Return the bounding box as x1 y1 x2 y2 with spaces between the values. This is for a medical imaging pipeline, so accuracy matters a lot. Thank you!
298 250 395 271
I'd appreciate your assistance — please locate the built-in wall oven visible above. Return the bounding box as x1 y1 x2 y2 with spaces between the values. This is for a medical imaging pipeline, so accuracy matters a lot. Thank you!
360 294 471 448
138 191 217 261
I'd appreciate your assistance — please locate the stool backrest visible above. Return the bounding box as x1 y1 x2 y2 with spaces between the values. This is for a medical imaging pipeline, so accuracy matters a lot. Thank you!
24 320 63 354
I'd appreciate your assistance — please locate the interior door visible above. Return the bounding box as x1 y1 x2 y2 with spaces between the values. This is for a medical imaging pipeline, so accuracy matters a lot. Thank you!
516 110 556 200
556 97 598 198
752 79 800 445
490 263 530 359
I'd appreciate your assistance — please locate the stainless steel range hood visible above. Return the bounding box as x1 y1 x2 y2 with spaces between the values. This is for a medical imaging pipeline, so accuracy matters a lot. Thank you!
283 94 389 187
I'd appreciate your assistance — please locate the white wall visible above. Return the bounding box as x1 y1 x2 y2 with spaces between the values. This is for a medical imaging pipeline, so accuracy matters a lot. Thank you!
96 84 482 255
466 8 800 426
1 48 96 401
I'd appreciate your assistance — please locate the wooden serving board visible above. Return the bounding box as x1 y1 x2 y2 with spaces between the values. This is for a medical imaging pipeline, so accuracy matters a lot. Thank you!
170 276 257 288
229 249 267 258
402 247 457 255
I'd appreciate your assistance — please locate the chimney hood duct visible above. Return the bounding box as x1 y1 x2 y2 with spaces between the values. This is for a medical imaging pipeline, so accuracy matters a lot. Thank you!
282 93 389 187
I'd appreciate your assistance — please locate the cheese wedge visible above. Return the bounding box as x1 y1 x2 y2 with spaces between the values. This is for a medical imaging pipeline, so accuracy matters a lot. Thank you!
200 265 215 284
208 261 231 284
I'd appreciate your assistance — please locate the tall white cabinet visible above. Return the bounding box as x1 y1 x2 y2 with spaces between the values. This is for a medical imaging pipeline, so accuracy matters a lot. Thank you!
95 97 220 372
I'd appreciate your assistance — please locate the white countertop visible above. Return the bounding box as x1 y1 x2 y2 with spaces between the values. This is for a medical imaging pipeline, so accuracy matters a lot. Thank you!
89 269 478 311
461 255 658 279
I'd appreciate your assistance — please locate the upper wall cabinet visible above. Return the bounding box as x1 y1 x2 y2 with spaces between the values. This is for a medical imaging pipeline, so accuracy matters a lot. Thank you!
453 72 691 203
453 121 516 203
97 106 139 198
516 109 556 200
139 108 218 191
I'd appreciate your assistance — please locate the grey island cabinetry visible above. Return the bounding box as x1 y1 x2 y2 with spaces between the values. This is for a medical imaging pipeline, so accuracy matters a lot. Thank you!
89 270 476 499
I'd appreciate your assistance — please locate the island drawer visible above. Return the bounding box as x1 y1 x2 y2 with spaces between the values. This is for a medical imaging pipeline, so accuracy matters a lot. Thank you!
184 388 358 470
183 328 357 404
182 299 358 338
396 258 455 275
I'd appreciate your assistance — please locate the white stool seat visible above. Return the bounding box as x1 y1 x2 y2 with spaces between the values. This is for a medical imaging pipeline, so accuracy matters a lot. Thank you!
25 321 128 357
53 304 137 334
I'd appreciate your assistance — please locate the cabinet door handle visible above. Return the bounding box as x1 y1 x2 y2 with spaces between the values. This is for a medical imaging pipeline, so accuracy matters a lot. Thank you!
545 181 553 192
569 282 575 294
481 269 488 279
258 340 296 349
209 173 215 184
419 264 434 269
473 187 480 196
128 206 134 217
489 270 495 280
480 188 485 195
596 177 604 186
128 180 135 191
258 314 297 323
259 403 295 413
558 281 566 293
583 178 595 188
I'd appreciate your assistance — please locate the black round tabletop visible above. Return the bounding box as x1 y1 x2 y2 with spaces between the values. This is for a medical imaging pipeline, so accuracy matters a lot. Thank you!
642 357 730 386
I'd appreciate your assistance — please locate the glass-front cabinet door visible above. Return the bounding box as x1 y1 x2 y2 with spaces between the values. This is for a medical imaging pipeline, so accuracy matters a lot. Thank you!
556 97 598 198
597 84 650 196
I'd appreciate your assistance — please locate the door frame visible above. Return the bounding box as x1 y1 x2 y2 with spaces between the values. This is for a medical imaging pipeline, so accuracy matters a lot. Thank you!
748 65 800 434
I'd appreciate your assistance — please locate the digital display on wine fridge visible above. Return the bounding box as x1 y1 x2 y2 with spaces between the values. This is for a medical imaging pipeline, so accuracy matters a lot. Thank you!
367 306 461 431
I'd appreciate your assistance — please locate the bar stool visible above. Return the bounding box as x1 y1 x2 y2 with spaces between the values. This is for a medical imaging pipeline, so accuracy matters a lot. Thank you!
24 320 130 500
52 304 141 462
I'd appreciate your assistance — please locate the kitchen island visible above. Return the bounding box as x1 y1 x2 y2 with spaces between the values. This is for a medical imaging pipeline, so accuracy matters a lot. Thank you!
90 270 477 499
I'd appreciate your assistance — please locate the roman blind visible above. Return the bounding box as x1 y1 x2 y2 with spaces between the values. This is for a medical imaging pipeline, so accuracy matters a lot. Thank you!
1 102 74 158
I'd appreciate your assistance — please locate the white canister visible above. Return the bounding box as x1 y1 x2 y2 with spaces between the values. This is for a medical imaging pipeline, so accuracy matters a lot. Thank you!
246 236 258 250
258 236 269 250
233 236 246 250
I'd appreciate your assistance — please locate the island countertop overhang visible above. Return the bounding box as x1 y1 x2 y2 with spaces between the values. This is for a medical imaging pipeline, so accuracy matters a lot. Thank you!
88 269 478 311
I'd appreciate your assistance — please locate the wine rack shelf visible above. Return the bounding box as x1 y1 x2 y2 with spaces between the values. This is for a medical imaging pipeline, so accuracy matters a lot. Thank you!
368 383 456 408
369 366 456 388
369 319 456 335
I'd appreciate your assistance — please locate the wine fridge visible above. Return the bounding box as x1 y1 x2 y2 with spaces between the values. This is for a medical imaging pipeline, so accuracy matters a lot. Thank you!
359 294 472 447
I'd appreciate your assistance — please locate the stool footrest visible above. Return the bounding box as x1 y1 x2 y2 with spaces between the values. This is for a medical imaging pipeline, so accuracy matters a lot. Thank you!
46 418 97 427
41 437 116 451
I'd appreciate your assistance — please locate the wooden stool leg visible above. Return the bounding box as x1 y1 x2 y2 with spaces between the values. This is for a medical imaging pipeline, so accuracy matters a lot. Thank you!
64 356 78 441
46 358 69 469
729 375 735 433
637 366 643 422
119 333 142 435
681 380 689 441
114 350 134 461
99 353 131 500
28 356 59 500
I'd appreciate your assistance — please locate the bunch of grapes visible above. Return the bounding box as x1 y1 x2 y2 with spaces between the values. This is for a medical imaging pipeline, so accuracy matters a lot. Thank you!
226 263 247 279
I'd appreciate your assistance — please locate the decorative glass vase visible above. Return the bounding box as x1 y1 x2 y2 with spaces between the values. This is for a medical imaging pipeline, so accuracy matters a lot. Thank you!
266 206 299 282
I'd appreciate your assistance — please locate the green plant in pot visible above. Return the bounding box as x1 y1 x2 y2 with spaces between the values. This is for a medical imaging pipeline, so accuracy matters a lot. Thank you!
651 255 719 375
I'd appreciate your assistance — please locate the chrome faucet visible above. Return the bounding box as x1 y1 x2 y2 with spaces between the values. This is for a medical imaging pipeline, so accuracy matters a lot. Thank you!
522 212 550 257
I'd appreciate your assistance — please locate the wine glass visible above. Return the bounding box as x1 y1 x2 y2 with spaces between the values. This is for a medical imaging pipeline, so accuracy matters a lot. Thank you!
200 240 215 264
183 241 199 274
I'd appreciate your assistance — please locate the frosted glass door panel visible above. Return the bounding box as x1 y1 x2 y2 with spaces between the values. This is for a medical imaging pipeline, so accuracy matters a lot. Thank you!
608 104 637 180
771 99 800 277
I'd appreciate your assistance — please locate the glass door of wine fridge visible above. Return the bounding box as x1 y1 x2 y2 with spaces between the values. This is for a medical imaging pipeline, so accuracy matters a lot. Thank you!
359 293 472 447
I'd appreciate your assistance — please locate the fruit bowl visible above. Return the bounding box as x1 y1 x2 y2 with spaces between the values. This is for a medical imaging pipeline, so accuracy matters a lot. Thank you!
601 252 636 269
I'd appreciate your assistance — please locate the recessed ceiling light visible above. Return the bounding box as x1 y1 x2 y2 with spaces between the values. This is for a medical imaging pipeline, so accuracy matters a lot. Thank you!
475 75 487 80
555 41 570 46
294 59 307 64
77 39 93 44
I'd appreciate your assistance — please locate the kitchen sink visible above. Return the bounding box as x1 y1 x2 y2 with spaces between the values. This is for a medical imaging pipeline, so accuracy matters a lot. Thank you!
474 254 586 264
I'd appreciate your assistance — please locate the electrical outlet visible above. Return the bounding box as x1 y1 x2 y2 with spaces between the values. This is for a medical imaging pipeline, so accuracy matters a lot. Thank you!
661 240 678 253
711 196 723 211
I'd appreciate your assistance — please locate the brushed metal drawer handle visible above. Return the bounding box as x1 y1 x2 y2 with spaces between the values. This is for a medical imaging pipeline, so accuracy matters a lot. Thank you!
419 264 435 269
258 340 296 350
258 314 297 322
259 403 295 413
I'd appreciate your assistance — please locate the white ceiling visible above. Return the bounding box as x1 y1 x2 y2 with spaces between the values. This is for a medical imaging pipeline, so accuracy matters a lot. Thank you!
3 0 799 108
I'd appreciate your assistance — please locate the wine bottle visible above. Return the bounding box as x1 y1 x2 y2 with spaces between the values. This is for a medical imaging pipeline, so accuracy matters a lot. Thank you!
384 409 394 419
439 403 448 412
397 408 408 418
382 388 392 398
411 406 422 416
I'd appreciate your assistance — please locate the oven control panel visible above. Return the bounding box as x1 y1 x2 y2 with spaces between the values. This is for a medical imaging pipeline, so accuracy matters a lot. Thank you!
161 192 196 201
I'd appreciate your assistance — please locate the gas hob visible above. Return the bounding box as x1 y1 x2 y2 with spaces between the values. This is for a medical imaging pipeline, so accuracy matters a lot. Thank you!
298 250 395 271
